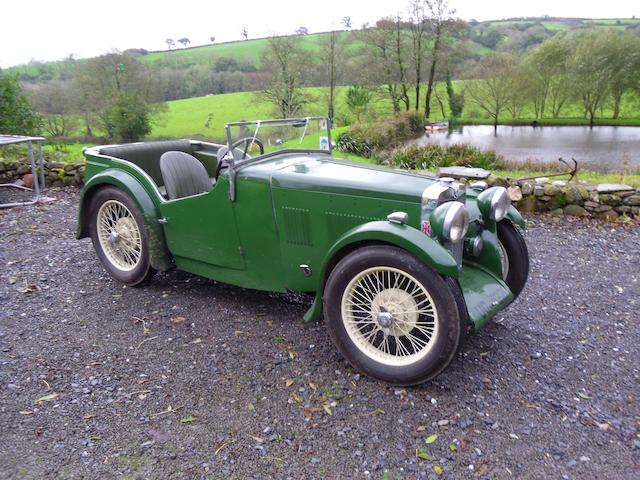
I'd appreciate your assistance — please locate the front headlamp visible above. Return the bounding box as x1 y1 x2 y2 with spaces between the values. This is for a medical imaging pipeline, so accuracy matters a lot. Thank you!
477 186 510 222
429 202 470 243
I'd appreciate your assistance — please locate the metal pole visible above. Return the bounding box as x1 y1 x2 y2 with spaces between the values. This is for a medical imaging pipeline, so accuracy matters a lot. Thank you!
27 140 40 198
37 140 45 192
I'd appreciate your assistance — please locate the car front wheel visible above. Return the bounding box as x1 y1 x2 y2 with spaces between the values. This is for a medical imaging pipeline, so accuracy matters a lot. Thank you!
324 246 463 386
497 220 529 299
89 186 155 286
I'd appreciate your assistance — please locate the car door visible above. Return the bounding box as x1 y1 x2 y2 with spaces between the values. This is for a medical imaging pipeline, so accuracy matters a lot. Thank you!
158 174 245 270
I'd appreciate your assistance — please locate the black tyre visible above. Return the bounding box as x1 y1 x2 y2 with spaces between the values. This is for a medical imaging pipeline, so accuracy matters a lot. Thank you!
497 220 529 299
323 245 464 386
89 187 155 286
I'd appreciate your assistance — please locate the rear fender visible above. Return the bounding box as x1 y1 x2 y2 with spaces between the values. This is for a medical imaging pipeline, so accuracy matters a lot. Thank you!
303 221 459 322
77 169 173 271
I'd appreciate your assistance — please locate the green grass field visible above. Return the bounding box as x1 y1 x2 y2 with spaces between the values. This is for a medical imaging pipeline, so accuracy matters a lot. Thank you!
143 31 361 68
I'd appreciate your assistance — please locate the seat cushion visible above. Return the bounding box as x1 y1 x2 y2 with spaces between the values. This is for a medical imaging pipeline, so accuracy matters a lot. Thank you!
159 151 213 200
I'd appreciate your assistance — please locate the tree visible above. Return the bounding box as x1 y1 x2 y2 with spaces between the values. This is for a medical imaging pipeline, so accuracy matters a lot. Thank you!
320 30 346 120
241 27 249 40
569 31 612 126
423 0 455 119
465 53 517 130
523 34 572 118
0 74 40 135
392 15 411 111
342 16 352 29
445 71 463 119
408 0 428 111
296 26 309 35
345 85 373 122
165 39 175 49
210 36 216 44
261 35 312 118
105 92 152 142
177 37 191 48
74 53 164 140
356 20 404 113
30 80 78 138
605 30 640 119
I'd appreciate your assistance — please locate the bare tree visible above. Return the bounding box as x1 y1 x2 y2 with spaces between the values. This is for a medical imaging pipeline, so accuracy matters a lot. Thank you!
320 30 346 120
261 35 312 118
393 15 411 111
165 39 175 50
29 80 78 138
210 36 216 44
408 0 428 111
241 27 249 41
423 0 455 119
296 26 309 35
341 16 352 29
177 37 191 48
465 53 518 130
356 21 403 113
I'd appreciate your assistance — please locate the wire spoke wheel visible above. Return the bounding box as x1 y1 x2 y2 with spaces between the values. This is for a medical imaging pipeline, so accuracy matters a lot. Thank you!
497 240 510 280
341 266 439 367
96 200 143 272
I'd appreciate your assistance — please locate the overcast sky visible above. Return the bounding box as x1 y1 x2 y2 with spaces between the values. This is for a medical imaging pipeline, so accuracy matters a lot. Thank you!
0 0 637 68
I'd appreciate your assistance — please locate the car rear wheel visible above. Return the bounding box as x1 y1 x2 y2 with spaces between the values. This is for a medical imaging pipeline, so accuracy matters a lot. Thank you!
89 187 155 286
497 220 529 299
324 246 463 386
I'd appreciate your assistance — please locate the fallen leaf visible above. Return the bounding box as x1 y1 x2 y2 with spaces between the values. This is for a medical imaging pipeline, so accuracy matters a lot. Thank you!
288 349 297 359
416 447 434 461
171 316 186 323
189 338 202 345
285 379 295 387
272 337 287 342
35 392 59 404
448 442 457 452
309 382 317 391
290 392 302 403
509 433 520 439
251 435 264 444
90 435 102 442
366 408 385 417
180 415 197 424
19 410 33 415
425 433 439 444
323 404 332 416
577 391 591 400
433 464 443 476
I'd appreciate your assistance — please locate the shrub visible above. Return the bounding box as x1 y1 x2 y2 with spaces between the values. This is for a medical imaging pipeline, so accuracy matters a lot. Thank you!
336 111 425 158
384 143 503 171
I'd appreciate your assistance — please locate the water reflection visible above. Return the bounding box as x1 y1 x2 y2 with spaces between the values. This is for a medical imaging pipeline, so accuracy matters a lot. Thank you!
415 125 640 172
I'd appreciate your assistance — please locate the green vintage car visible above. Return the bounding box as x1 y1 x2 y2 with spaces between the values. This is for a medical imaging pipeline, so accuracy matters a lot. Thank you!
77 117 529 385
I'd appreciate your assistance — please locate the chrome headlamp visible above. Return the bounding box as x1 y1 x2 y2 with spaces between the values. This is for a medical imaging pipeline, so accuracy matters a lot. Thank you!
477 186 510 222
429 202 470 243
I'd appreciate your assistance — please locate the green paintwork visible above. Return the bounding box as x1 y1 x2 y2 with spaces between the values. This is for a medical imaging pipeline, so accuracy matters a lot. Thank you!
457 263 513 331
78 141 527 330
506 205 526 229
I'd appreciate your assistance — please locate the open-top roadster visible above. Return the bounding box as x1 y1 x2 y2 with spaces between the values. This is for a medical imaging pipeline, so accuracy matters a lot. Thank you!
78 117 529 385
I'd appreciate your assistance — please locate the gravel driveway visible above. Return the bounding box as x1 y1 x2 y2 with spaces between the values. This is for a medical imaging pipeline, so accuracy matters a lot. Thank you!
1 187 638 479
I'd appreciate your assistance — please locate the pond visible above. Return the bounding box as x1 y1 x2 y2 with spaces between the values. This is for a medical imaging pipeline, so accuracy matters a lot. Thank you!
415 125 640 172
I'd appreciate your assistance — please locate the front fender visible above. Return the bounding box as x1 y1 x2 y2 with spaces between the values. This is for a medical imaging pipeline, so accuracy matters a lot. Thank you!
77 169 173 271
303 221 459 322
506 205 526 230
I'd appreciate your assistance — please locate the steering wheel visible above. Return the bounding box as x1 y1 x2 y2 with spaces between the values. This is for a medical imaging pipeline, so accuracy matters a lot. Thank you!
214 138 265 179
230 137 265 160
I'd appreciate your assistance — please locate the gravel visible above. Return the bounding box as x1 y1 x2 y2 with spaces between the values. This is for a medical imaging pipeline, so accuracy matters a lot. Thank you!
1 186 638 479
